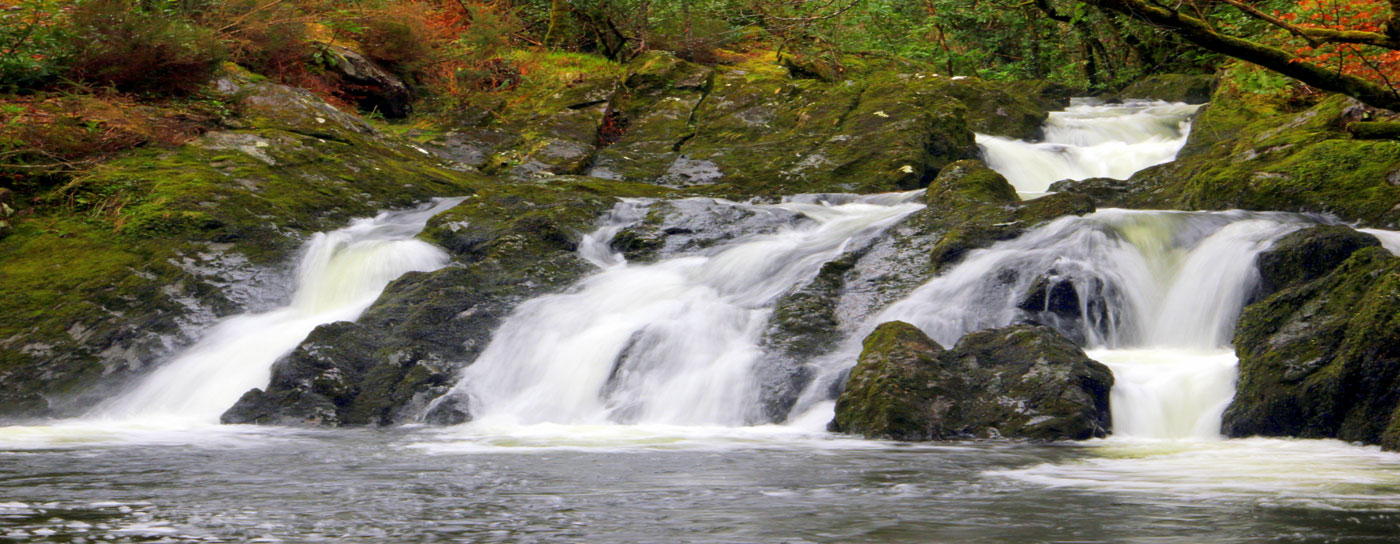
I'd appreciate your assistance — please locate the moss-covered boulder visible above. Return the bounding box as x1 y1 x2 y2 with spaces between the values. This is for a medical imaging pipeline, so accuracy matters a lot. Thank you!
1067 87 1400 228
830 322 1112 441
0 67 481 418
1115 73 1216 104
1254 225 1381 298
918 160 1094 271
1223 247 1400 450
222 177 676 426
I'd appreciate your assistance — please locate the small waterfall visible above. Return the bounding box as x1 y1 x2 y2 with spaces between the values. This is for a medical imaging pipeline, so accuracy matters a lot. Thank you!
446 193 924 426
977 100 1201 194
95 198 463 423
795 209 1315 440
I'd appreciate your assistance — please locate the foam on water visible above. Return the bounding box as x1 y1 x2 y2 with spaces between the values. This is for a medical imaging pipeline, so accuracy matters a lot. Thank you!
977 100 1200 194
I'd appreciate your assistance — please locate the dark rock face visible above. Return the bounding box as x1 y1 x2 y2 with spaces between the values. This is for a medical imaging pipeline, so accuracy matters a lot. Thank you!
320 45 414 118
1224 247 1400 450
829 322 1112 441
1254 225 1381 298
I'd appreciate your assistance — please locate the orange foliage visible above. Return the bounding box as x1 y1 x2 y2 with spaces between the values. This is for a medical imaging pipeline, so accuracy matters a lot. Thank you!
1276 0 1400 89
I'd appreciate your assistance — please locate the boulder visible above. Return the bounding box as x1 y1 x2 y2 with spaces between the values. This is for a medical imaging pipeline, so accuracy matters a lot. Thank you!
319 45 414 118
1254 225 1381 298
1078 89 1400 229
830 322 1112 441
222 178 676 426
1224 247 1400 450
1115 73 1216 104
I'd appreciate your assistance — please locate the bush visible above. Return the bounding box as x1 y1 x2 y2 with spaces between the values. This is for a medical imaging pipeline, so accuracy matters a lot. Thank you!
63 0 226 95
357 4 437 76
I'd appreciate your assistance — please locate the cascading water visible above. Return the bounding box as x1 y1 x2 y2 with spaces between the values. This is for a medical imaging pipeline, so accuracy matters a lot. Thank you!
94 197 464 423
792 210 1314 439
442 193 923 427
977 100 1201 194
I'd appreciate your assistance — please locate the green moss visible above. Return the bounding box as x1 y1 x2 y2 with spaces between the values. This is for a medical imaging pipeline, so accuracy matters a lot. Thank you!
1225 247 1400 449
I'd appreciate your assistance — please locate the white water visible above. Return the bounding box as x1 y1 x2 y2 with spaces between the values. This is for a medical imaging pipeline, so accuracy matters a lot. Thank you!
792 209 1310 440
93 198 463 424
446 193 923 427
977 100 1201 194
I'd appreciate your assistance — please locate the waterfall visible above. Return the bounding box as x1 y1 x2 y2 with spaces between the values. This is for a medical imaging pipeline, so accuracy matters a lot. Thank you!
977 100 1201 194
94 198 463 423
445 193 924 426
794 210 1312 439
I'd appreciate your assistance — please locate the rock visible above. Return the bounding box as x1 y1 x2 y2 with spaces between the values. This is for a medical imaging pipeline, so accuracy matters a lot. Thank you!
1223 247 1400 450
1348 121 1400 140
931 77 1051 140
1254 225 1380 298
829 322 1112 441
0 65 482 419
1115 73 1216 104
1116 91 1400 229
318 45 414 118
0 187 13 241
923 159 1019 205
221 178 677 425
222 321 457 426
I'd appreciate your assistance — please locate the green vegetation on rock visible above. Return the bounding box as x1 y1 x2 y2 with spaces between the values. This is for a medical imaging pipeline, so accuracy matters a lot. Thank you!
830 321 1112 441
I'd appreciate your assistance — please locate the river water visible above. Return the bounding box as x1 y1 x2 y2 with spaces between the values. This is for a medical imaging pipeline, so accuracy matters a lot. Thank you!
6 101 1400 543
5 424 1400 542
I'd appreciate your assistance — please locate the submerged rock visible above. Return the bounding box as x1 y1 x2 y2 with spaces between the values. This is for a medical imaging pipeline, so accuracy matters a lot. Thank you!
1224 247 1400 450
830 322 1112 441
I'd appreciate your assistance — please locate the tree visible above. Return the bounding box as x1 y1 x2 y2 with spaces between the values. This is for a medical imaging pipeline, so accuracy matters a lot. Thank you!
1046 0 1400 110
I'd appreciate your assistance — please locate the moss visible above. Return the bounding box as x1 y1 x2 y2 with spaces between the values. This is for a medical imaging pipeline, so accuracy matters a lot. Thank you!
1349 121 1400 140
829 321 946 440
830 323 1111 441
1225 247 1400 449
1090 90 1400 229
1115 73 1216 104
0 73 486 417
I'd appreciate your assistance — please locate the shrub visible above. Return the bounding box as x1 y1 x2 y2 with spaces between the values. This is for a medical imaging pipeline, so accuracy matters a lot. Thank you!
357 3 437 76
63 0 226 95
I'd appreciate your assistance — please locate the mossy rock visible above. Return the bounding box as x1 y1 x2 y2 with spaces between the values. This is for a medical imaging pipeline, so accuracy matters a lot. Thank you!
1224 247 1400 450
1254 225 1381 298
1075 90 1400 229
223 177 679 426
1115 73 1216 104
0 71 482 418
830 322 1112 441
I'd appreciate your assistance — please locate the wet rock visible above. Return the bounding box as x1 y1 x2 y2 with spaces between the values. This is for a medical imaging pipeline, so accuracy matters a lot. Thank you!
829 322 1112 441
1224 247 1400 450
0 65 482 419
1254 225 1380 298
223 178 677 426
318 45 414 118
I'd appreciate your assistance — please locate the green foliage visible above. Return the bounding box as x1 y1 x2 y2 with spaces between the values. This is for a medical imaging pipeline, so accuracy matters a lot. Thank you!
0 0 74 93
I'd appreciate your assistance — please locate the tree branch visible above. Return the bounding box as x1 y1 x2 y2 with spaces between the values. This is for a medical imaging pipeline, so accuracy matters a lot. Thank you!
1087 0 1400 111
